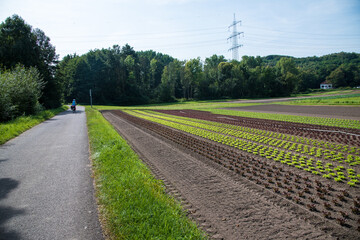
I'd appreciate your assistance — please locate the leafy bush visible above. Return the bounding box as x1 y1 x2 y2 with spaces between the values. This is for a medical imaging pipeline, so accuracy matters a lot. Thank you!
0 65 44 121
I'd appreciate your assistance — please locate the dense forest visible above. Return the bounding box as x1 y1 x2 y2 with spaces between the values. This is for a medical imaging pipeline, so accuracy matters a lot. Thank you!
1 15 360 121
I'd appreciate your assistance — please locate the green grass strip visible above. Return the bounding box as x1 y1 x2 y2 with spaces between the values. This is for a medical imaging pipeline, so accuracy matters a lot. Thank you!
85 107 207 240
0 105 68 145
290 89 355 97
94 102 261 111
277 94 360 105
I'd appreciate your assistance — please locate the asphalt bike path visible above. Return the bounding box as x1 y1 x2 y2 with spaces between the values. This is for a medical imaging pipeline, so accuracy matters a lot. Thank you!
0 106 103 240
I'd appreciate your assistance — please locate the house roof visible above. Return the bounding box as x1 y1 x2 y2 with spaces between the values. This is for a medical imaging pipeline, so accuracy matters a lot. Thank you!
320 81 332 85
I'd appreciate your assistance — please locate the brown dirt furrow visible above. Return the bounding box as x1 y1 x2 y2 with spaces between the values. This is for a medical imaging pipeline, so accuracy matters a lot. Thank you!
102 111 337 240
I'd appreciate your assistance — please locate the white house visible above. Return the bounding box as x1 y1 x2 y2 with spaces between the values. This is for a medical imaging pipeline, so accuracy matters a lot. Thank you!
320 81 332 89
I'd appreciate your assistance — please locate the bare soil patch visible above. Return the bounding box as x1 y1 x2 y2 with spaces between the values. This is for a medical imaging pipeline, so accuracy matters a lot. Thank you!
102 110 358 239
224 104 360 120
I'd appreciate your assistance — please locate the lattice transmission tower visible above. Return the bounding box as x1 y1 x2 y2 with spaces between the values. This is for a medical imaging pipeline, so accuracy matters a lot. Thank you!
228 14 244 61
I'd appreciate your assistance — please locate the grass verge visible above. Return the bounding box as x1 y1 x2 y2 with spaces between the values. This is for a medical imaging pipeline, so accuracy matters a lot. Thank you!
86 107 207 240
0 105 68 145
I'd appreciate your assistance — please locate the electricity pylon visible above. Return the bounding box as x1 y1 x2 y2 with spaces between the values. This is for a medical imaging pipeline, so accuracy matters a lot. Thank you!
228 14 243 61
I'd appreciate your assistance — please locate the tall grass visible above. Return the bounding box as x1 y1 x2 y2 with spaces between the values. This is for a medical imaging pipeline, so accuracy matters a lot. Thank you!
0 105 68 145
86 107 207 240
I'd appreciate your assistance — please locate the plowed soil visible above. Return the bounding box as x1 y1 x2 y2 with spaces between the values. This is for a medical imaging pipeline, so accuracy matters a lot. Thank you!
102 110 359 240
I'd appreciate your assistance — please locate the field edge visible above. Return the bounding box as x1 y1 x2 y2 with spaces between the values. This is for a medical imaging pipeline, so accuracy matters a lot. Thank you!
85 107 208 240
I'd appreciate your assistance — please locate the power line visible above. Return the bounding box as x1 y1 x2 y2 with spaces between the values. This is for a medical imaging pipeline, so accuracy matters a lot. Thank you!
53 26 226 39
243 24 360 37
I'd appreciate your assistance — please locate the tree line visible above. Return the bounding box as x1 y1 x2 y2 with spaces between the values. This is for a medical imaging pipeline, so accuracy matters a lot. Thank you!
57 49 360 105
1 15 360 121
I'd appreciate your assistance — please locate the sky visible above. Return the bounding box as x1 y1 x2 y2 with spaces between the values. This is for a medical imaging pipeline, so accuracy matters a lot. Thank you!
1 0 360 61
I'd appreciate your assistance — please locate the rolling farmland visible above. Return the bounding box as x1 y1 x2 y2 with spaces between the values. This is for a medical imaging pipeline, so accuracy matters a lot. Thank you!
102 105 360 239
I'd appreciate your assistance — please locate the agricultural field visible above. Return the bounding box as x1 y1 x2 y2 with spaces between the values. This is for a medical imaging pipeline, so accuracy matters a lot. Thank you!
101 100 360 239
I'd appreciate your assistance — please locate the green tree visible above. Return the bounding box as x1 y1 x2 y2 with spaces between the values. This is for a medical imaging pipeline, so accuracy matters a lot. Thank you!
183 58 203 99
241 56 263 68
55 54 79 103
276 57 300 95
327 63 360 88
230 62 247 98
0 15 60 108
202 55 226 98
159 66 176 102
0 15 37 68
161 60 184 99
217 62 234 97
297 70 317 92
260 66 281 97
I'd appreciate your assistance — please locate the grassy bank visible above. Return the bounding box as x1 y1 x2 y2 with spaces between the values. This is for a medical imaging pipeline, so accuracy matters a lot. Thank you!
0 105 68 145
86 107 207 240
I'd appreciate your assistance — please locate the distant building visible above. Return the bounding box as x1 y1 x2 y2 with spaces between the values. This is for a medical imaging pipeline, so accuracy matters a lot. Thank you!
320 81 332 89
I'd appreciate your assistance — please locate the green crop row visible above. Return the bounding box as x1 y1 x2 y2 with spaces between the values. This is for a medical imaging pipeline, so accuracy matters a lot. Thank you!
144 110 360 156
126 110 359 187
136 110 360 169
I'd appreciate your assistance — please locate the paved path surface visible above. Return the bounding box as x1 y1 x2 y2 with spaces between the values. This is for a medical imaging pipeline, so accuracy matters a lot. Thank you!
0 106 103 240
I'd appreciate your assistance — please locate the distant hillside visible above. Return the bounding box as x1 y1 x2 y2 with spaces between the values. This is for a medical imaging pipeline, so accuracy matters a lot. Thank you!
262 52 360 67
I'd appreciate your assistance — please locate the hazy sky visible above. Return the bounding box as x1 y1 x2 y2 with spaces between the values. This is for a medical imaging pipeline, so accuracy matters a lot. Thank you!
1 0 360 61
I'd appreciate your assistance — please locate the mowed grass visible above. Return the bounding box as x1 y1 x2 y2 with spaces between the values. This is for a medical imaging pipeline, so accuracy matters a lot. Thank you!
290 89 355 97
86 107 207 240
0 105 68 145
278 93 360 105
96 100 260 111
